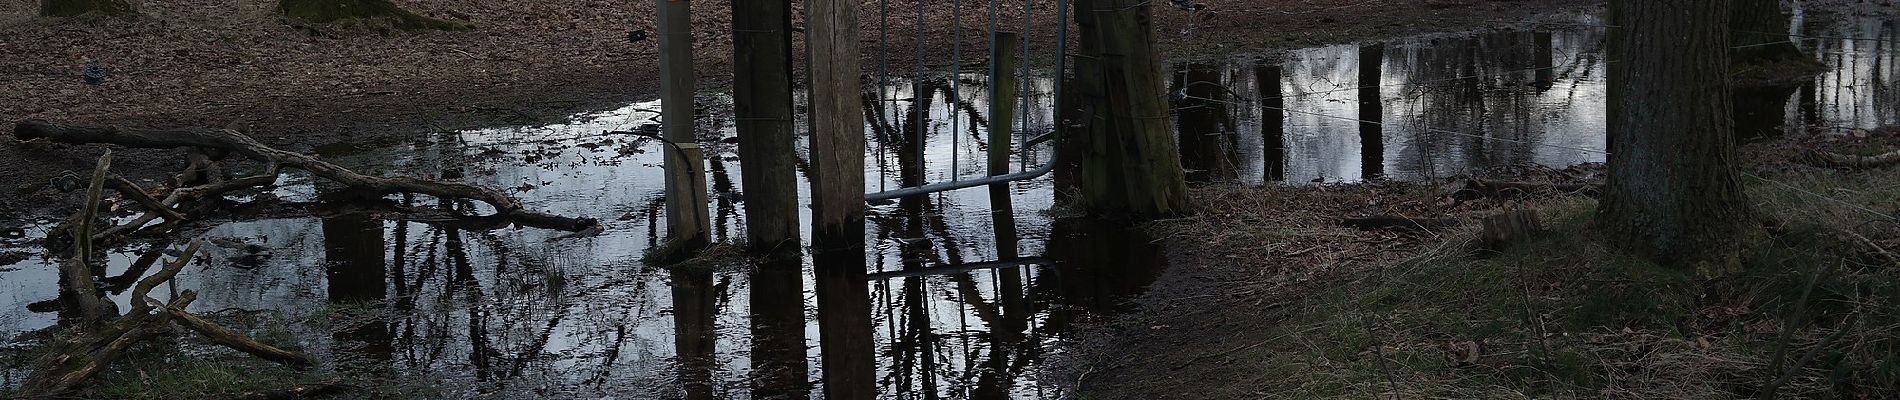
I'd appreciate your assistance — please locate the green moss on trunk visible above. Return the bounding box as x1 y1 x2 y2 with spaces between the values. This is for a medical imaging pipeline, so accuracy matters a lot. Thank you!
40 0 135 18
279 0 473 31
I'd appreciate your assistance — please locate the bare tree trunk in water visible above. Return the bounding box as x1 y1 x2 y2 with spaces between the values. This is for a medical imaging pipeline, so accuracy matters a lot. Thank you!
1602 0 1756 277
279 0 472 30
1730 0 1808 65
731 0 802 254
1070 0 1192 219
1357 44 1385 181
41 0 134 17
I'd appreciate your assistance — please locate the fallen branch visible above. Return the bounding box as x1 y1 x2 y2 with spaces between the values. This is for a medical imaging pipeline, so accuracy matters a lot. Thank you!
23 291 197 396
1810 149 1900 169
1447 178 1600 200
15 119 597 231
106 175 187 222
163 304 314 368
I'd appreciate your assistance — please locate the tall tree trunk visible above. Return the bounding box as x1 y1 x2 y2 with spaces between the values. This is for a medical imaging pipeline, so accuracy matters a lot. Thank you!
1257 62 1287 182
1730 0 1806 65
1357 44 1385 181
40 0 134 17
1176 62 1237 182
1069 0 1192 219
1602 0 1756 276
731 0 801 254
278 0 472 30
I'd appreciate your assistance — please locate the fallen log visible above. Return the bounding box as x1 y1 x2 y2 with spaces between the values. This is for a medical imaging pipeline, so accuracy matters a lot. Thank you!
106 175 187 222
1447 178 1600 200
15 119 597 231
164 305 313 368
1810 149 1900 169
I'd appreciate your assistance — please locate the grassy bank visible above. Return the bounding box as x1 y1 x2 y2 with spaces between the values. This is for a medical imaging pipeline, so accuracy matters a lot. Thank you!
1121 167 1899 399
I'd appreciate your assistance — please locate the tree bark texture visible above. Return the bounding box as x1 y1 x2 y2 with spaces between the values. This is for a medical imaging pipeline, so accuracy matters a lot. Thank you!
1069 0 1192 219
730 0 802 254
1602 0 1755 276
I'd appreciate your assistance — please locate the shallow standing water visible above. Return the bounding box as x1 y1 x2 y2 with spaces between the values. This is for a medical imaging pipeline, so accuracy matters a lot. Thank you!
3 12 1898 399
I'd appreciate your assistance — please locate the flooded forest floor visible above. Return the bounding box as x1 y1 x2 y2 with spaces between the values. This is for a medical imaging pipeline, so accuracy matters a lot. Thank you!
0 0 1597 218
6 0 1899 399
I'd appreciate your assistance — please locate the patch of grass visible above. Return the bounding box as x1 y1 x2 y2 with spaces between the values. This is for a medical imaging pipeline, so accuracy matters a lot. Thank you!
85 342 338 400
1159 168 1900 399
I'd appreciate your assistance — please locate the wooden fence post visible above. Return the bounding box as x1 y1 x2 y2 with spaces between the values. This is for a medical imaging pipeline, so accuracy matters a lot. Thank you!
732 0 801 255
659 0 709 256
805 0 874 397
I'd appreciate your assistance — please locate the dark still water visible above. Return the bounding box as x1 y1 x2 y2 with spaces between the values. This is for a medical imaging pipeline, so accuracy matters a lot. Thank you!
3 12 1897 399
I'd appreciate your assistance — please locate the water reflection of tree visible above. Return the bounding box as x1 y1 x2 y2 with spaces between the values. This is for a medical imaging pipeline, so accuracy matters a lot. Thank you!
1386 28 1606 179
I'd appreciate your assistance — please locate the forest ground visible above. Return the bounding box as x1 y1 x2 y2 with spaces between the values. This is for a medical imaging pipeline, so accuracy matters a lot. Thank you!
23 0 1897 398
0 0 1599 219
1051 3 1900 397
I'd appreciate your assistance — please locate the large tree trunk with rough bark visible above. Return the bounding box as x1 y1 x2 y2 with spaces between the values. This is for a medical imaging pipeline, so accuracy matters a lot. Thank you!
1601 0 1757 277
279 0 472 31
40 0 134 17
1069 0 1192 219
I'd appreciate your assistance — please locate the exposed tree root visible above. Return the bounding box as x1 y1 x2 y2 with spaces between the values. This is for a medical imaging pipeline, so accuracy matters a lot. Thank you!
14 119 597 233
1446 178 1601 200
1810 149 1900 169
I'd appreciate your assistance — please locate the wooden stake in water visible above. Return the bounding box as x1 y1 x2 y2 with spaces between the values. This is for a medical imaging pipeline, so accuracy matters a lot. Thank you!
987 31 1022 259
658 0 709 255
732 0 802 255
805 0 875 397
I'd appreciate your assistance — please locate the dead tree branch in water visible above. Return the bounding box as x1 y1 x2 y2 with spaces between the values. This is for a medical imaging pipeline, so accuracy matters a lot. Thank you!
13 119 598 232
21 156 315 397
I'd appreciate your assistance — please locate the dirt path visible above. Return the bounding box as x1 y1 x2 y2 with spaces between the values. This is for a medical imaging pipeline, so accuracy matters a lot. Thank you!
0 0 1598 218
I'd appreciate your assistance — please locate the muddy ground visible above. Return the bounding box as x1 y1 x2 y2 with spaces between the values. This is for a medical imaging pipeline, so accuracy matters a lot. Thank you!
0 0 1601 219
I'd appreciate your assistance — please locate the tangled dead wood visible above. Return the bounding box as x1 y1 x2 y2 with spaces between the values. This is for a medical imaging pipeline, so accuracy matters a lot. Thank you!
13 119 597 234
21 154 314 397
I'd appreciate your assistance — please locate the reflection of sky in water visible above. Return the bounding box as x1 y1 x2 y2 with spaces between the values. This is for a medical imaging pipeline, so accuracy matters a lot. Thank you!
1198 19 1611 184
4 12 1900 399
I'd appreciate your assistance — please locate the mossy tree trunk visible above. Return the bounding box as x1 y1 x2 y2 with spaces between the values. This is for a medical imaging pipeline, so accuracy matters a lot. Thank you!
40 0 134 17
1068 0 1192 219
1601 0 1757 277
279 0 472 31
